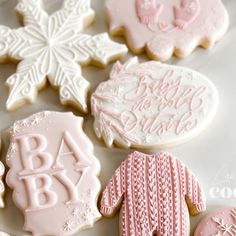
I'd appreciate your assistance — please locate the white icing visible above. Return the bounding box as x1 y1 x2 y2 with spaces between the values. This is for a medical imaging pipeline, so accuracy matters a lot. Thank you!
91 57 218 149
0 0 127 112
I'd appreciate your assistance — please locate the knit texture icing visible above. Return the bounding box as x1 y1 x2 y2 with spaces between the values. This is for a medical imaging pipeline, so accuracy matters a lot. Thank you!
100 151 206 236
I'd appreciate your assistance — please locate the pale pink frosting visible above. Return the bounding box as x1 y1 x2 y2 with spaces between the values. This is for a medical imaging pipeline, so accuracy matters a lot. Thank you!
105 0 229 60
100 151 206 236
194 207 236 236
0 161 5 208
6 111 101 236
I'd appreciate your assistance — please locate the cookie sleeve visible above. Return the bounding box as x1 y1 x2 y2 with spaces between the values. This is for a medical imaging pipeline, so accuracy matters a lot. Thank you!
178 160 206 216
100 161 126 217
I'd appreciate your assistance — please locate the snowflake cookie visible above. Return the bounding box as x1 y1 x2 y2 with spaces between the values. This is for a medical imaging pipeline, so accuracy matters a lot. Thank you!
0 0 127 112
194 207 236 236
91 57 218 149
100 151 206 236
105 0 229 61
6 111 101 236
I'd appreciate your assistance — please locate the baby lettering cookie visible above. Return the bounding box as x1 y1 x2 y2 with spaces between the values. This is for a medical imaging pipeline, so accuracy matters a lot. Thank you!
91 57 218 149
100 151 206 236
6 111 101 236
105 0 229 60
0 0 127 112
194 207 236 235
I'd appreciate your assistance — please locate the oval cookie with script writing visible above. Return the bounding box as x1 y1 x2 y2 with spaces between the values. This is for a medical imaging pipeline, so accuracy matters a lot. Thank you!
91 57 218 149
6 111 101 236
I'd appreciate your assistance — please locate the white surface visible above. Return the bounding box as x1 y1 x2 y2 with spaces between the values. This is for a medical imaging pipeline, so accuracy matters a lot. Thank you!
0 0 235 235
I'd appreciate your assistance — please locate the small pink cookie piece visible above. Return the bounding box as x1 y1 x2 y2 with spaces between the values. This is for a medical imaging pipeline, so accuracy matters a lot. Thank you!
100 151 206 236
194 207 236 236
6 111 101 236
0 161 5 208
105 0 229 60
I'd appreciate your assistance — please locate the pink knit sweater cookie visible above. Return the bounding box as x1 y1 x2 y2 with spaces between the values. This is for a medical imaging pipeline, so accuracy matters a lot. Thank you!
100 151 206 236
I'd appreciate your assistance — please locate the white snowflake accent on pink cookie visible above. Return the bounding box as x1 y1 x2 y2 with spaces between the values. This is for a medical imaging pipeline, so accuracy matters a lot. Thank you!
91 57 218 149
194 208 236 236
100 151 206 236
105 0 229 60
0 0 127 112
6 111 101 236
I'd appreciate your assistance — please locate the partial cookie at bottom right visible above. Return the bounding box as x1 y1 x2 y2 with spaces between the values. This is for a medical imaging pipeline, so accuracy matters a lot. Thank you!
194 207 236 235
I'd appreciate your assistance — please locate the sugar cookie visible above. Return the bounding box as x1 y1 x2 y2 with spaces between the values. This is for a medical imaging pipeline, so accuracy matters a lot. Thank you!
0 0 127 112
194 207 236 236
91 57 218 149
100 151 206 236
6 111 101 236
0 160 5 208
105 0 229 61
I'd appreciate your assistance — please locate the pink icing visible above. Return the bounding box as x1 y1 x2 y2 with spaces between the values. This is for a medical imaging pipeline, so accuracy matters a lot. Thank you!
105 0 229 60
0 161 5 208
173 0 201 29
100 151 206 236
136 0 163 24
136 0 200 30
91 57 218 148
194 207 236 236
6 111 101 236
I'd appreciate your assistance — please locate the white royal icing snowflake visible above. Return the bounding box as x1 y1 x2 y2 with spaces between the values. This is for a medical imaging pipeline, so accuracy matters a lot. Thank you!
0 0 127 112
212 209 236 236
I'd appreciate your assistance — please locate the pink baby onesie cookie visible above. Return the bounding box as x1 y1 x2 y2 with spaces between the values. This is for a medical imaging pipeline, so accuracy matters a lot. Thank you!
194 207 236 236
6 111 101 236
0 0 127 112
91 57 218 149
105 0 229 61
100 151 206 236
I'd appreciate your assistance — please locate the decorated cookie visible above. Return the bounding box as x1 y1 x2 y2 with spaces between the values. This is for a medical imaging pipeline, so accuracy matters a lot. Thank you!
6 111 101 236
194 207 236 236
91 57 218 149
0 138 5 208
100 151 206 236
0 0 127 112
0 160 5 208
105 0 229 60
